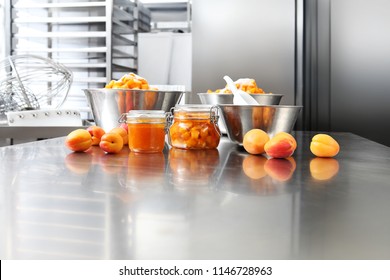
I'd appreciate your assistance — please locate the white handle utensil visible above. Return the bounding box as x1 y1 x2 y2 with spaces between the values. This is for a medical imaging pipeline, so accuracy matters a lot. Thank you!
223 75 258 105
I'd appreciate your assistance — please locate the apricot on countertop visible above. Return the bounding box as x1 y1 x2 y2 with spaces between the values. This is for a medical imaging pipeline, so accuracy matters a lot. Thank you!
243 129 270 155
65 129 92 152
264 132 297 158
310 134 340 158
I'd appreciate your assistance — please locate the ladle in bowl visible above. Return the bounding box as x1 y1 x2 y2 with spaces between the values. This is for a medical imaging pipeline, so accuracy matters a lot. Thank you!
223 75 258 105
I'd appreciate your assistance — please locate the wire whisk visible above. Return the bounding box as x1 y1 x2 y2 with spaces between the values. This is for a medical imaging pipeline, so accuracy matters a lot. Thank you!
0 54 73 116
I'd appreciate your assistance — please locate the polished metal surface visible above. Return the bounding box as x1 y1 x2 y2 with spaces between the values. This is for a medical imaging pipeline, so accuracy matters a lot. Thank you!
331 0 390 146
218 105 302 144
192 0 295 105
1 132 390 260
84 88 185 132
198 93 284 105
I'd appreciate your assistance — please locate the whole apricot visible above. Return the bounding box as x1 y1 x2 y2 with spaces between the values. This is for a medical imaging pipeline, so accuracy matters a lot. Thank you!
87 125 106 146
243 129 270 155
99 132 124 154
310 134 340 157
274 132 297 150
119 123 129 133
65 129 92 152
110 127 128 145
310 157 339 180
264 133 297 158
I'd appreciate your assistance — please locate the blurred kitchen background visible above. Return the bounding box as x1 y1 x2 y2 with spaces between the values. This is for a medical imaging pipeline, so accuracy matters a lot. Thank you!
0 0 389 147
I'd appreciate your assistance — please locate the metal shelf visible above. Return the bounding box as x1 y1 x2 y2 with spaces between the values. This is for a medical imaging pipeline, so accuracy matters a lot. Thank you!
14 31 107 38
13 2 107 9
143 0 191 32
6 0 151 112
13 47 108 53
72 77 107 83
13 16 107 24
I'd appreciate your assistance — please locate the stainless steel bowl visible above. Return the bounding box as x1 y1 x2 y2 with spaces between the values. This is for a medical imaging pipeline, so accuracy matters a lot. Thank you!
84 88 185 131
218 104 302 145
198 93 284 134
198 92 283 105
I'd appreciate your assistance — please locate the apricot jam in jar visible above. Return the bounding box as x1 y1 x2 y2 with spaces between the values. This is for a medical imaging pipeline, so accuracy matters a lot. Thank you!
168 105 220 149
126 110 167 153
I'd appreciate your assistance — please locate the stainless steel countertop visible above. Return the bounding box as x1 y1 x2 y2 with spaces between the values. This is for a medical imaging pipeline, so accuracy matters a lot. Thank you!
1 131 390 260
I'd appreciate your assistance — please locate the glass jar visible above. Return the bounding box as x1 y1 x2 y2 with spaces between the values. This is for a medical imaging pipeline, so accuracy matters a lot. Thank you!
125 110 167 153
168 105 220 149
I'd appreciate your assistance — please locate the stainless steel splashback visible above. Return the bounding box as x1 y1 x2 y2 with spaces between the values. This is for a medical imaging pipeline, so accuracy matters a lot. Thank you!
303 0 390 146
191 0 296 105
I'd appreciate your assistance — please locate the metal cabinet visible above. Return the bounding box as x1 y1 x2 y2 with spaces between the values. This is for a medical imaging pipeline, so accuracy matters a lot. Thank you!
143 0 191 33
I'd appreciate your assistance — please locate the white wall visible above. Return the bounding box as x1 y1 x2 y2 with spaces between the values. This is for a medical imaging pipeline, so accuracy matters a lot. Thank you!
138 32 192 91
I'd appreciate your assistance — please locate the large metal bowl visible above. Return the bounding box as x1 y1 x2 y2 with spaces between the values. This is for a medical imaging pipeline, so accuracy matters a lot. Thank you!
198 92 283 105
218 104 302 145
84 88 185 131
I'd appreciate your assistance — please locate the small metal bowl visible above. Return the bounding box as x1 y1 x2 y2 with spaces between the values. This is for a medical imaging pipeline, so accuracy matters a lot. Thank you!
198 93 284 134
217 104 302 145
84 87 186 131
198 92 283 105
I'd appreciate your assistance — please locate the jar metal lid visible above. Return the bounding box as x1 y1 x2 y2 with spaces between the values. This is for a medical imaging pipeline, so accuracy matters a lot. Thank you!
126 110 167 124
171 105 218 121
173 104 213 113
127 110 165 118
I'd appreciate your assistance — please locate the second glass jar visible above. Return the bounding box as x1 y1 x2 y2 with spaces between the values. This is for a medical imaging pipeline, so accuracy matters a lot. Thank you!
168 105 220 149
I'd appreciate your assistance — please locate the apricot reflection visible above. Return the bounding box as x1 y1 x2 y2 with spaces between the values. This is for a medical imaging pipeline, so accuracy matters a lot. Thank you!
98 147 129 174
241 155 281 195
169 148 220 189
250 107 275 130
240 156 297 195
264 157 296 182
87 145 106 165
224 108 243 141
242 154 268 179
217 150 297 195
251 107 264 128
64 151 93 175
310 157 339 181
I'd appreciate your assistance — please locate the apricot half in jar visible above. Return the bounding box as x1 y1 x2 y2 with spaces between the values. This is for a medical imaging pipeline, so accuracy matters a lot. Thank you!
310 134 340 158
